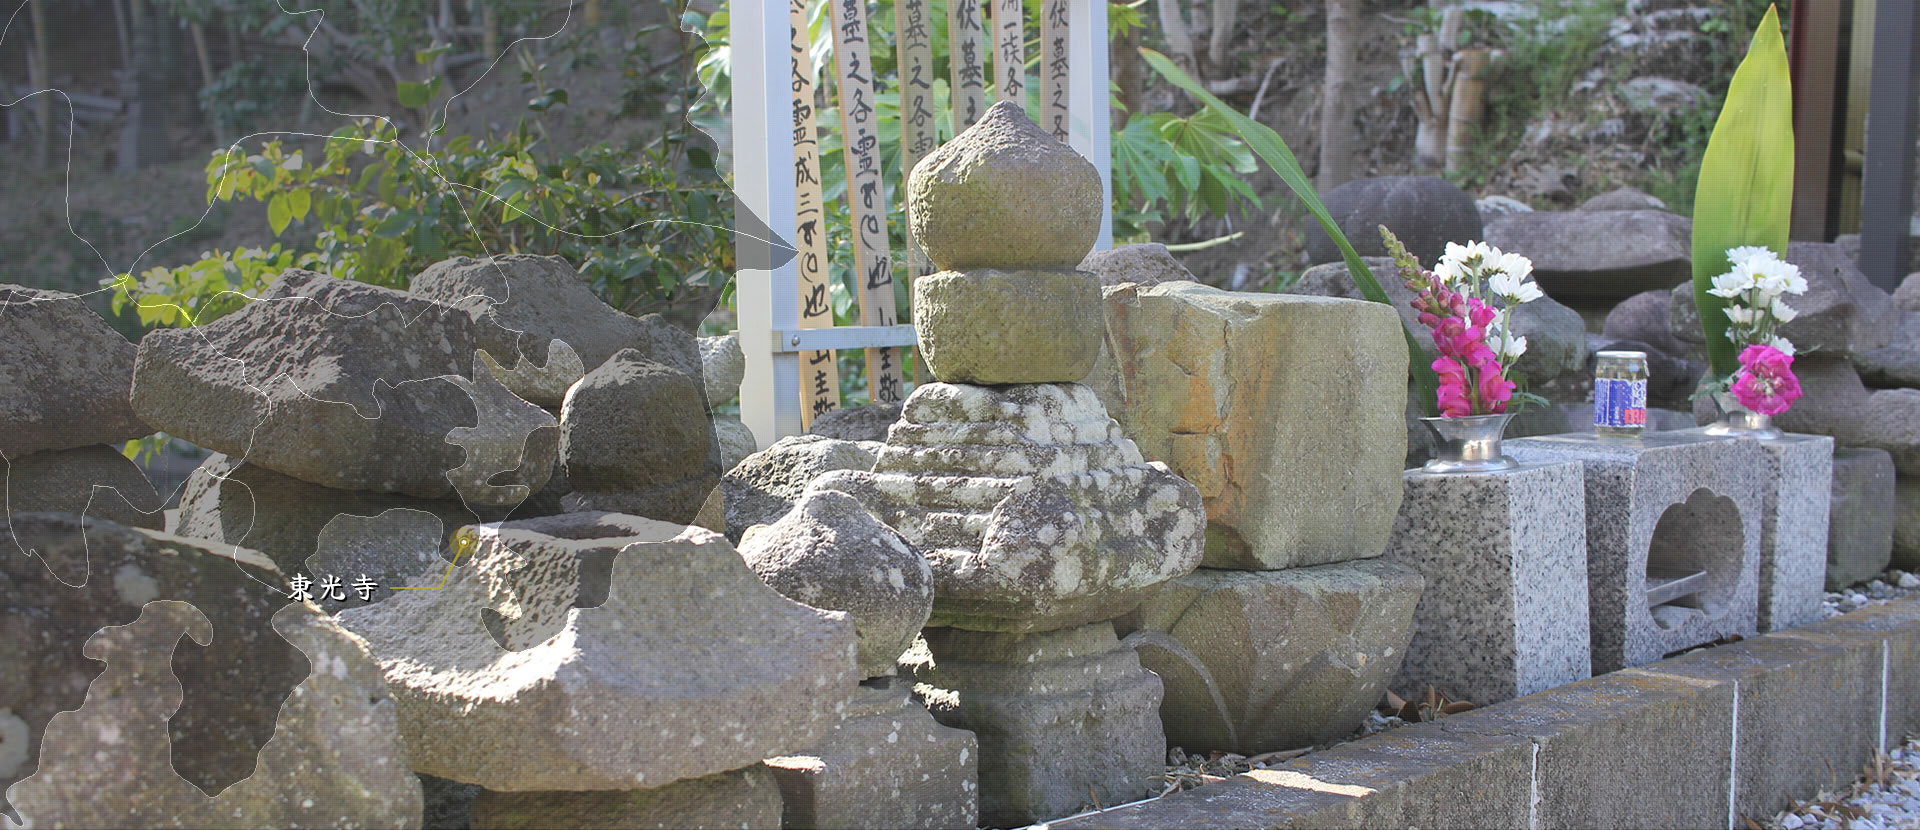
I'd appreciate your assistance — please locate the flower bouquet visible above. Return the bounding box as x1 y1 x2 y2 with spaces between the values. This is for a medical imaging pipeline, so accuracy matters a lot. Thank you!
1700 245 1807 431
1382 227 1546 472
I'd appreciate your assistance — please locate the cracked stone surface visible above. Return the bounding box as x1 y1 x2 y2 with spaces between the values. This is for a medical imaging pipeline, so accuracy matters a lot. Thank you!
816 382 1205 633
335 515 857 791
0 285 151 459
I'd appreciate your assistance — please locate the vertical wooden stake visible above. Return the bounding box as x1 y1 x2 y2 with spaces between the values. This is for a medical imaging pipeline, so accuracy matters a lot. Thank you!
994 0 1026 108
829 0 907 404
950 0 991 128
897 0 940 386
1443 49 1488 175
30 0 51 168
1041 0 1070 141
790 0 841 427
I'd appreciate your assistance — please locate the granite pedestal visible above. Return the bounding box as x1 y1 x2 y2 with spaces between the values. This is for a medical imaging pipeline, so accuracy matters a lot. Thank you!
1507 432 1765 672
764 677 979 830
1668 430 1830 632
905 622 1164 826
1384 460 1591 706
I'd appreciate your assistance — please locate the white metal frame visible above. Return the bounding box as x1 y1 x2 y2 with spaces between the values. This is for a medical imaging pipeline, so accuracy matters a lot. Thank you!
734 0 1112 450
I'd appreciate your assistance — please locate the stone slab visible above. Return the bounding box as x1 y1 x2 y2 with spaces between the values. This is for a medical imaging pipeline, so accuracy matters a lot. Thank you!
1384 460 1591 706
1778 599 1920 749
469 764 782 829
1746 433 1833 632
2 445 163 533
1629 633 1883 819
1090 282 1409 570
1507 431 1766 672
1827 448 1896 590
764 678 978 830
1114 559 1424 755
907 622 1163 826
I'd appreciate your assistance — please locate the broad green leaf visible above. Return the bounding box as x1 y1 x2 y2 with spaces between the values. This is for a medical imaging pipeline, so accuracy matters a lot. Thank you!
267 193 292 235
287 189 312 222
1139 47 1440 415
1691 4 1792 379
397 81 432 109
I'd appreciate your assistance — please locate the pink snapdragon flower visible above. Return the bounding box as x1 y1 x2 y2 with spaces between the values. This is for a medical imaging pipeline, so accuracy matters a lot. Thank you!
1730 344 1802 415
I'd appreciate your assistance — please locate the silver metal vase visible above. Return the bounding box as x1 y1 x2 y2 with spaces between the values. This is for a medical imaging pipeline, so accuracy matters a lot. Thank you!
1419 412 1519 473
1701 390 1783 441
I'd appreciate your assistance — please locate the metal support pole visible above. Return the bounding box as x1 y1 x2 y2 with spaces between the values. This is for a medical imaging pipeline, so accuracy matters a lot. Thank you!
1067 0 1113 251
734 0 802 451
1859 0 1920 290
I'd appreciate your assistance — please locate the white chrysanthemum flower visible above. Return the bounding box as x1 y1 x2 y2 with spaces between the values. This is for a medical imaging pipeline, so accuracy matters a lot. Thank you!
1706 270 1755 299
1489 249 1533 280
1768 335 1796 356
1725 245 1775 268
1432 260 1463 286
1725 305 1757 326
1752 258 1806 297
1770 296 1799 323
1499 332 1528 361
1440 240 1494 274
1487 270 1544 304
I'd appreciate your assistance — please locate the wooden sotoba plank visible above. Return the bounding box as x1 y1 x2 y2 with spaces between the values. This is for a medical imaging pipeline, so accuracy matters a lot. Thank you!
828 0 908 405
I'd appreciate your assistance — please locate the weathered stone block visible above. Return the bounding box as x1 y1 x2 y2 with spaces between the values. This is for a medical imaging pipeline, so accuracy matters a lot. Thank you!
722 434 879 542
1090 282 1408 570
1384 460 1591 706
764 678 978 830
0 285 150 459
1857 388 1920 477
913 268 1104 384
1828 448 1896 590
907 101 1103 272
1115 559 1424 754
819 383 1204 633
1484 209 1693 303
907 623 1164 826
1 445 162 533
132 269 557 503
336 516 857 791
1507 432 1765 672
470 765 782 829
1898 474 1920 572
173 452 492 577
0 516 419 828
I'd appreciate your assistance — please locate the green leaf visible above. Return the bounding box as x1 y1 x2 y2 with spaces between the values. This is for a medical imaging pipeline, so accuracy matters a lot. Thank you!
287 189 312 222
267 193 292 235
372 212 413 238
397 81 432 109
1139 47 1440 415
1690 4 1793 380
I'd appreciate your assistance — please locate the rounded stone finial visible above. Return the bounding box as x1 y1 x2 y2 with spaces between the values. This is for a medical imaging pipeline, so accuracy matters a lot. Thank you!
908 101 1103 271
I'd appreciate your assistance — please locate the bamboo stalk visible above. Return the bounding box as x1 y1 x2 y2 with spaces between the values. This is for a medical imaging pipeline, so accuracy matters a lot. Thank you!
1444 48 1489 174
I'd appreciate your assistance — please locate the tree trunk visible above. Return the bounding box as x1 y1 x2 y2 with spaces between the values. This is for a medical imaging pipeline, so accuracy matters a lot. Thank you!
1114 22 1144 127
30 0 50 168
118 0 173 172
1444 49 1489 174
111 0 133 73
189 22 226 147
1207 0 1237 71
1317 0 1361 191
1157 0 1200 79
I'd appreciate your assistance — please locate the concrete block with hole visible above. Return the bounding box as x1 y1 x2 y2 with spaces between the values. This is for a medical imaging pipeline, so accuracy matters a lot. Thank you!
1670 429 1832 633
1383 460 1591 707
1507 432 1765 673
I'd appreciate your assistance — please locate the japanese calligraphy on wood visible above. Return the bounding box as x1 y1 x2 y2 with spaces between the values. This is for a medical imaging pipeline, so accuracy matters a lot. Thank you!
790 0 841 426
829 0 907 404
949 0 990 130
896 0 939 281
1042 0 1070 141
994 0 1026 106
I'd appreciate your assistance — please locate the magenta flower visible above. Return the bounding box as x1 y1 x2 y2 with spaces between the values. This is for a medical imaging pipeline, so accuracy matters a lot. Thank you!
1731 344 1803 415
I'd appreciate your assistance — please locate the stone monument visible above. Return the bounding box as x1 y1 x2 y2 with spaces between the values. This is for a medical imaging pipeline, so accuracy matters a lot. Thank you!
818 101 1207 825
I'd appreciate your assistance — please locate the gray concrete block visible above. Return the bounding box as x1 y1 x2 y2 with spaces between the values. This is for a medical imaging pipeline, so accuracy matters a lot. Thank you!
1507 432 1766 672
1385 460 1591 706
1630 634 1882 819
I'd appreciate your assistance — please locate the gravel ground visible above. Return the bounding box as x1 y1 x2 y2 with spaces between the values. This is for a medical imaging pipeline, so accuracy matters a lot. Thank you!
1761 735 1920 830
1824 569 1920 619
